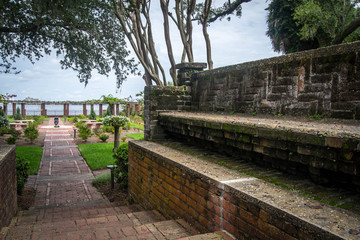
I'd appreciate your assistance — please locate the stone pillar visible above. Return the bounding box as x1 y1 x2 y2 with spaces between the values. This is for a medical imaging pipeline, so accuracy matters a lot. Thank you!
110 104 114 115
99 104 103 117
90 104 94 115
64 104 70 117
12 103 16 116
41 103 46 116
21 103 26 118
175 62 207 86
116 104 119 115
135 104 139 116
3 103 8 115
83 104 87 116
126 104 130 117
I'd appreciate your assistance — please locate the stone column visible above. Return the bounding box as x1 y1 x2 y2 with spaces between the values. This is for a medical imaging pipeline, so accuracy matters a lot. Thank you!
110 104 114 115
3 103 8 115
126 104 130 117
12 103 16 116
90 104 94 115
99 104 103 117
64 104 69 117
21 103 26 118
135 104 139 116
41 103 46 116
116 104 119 115
83 104 87 116
175 62 207 86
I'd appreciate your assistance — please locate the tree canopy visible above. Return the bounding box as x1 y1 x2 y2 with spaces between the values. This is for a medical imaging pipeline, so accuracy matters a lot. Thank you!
266 0 360 54
0 0 138 88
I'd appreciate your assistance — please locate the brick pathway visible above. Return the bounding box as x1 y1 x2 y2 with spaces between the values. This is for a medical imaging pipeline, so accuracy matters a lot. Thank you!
2 118 234 240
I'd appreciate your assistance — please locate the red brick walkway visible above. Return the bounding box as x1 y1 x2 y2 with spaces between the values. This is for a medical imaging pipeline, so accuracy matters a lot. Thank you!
2 118 233 240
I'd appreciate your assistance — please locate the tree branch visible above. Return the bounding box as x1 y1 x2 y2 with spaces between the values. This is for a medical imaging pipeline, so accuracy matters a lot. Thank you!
207 0 251 23
332 17 360 44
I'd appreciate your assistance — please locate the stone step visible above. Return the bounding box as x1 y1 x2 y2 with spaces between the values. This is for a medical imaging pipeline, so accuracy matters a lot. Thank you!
179 231 235 240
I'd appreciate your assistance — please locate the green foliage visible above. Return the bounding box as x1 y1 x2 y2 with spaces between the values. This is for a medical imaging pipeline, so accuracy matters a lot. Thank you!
92 172 111 187
293 0 360 46
78 125 93 141
126 133 144 140
0 0 138 88
266 0 319 53
310 114 325 120
78 114 86 119
75 121 86 128
103 106 112 117
0 108 5 117
0 115 9 128
78 143 115 170
6 136 16 144
113 143 128 187
16 146 43 175
89 109 97 120
14 107 22 120
102 125 115 133
23 122 39 143
68 116 78 123
121 136 127 142
99 133 110 142
16 156 30 195
103 115 129 128
93 127 103 136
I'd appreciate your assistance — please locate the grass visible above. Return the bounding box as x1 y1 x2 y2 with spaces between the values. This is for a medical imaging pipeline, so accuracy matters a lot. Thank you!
129 122 144 130
126 133 144 140
92 172 111 187
16 146 43 175
78 142 116 170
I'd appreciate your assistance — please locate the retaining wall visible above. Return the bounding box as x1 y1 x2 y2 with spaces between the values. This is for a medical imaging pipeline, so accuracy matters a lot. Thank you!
0 145 17 231
128 141 360 240
191 41 360 119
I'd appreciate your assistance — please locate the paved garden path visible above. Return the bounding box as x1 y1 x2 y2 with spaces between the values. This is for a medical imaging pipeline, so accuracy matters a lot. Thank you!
3 118 228 240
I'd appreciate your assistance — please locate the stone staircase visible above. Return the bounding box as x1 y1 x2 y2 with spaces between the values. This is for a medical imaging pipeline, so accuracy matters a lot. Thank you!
1 118 233 240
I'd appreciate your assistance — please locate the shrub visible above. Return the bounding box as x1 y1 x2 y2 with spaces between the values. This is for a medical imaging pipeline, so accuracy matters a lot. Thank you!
113 143 128 187
24 122 39 143
0 116 9 128
75 121 86 128
16 156 30 195
98 133 109 142
0 108 5 117
14 107 22 120
92 172 111 187
68 117 78 123
93 127 103 136
6 136 16 144
78 114 86 119
121 136 127 142
78 126 93 141
89 109 97 120
102 125 114 133
103 106 112 117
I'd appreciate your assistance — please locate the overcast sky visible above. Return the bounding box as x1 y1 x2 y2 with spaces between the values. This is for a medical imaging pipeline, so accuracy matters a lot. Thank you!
0 0 281 102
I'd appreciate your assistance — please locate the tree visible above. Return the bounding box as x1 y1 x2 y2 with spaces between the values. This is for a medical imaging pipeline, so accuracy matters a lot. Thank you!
0 0 138 88
265 0 319 54
293 0 360 47
102 115 129 151
112 0 252 85
23 122 39 143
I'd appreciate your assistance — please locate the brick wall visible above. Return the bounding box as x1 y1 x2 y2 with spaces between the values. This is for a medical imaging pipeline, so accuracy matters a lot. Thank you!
0 145 17 230
144 86 191 140
191 41 360 119
129 141 357 239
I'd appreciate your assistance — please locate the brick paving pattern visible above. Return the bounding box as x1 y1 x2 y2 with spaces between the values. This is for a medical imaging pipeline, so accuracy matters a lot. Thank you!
2 118 232 240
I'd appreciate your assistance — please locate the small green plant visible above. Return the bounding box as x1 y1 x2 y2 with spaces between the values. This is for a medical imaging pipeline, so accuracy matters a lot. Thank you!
252 111 257 116
310 114 325 120
102 125 115 133
99 133 110 142
89 109 97 120
6 136 16 144
14 107 22 120
121 136 127 142
113 143 129 187
16 156 30 195
93 127 103 136
78 125 93 141
23 122 39 143
103 106 112 117
75 121 86 129
92 172 111 187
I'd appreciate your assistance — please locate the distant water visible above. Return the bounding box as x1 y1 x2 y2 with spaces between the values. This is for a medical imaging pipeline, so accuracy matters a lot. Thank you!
1 103 111 116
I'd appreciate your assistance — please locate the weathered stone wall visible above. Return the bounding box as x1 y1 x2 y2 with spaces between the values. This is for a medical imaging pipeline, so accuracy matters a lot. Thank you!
129 141 360 240
191 41 360 119
0 146 17 231
144 86 191 140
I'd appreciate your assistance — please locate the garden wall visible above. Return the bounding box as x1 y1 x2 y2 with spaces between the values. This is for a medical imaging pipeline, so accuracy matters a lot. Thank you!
128 141 360 239
191 41 360 119
0 145 17 231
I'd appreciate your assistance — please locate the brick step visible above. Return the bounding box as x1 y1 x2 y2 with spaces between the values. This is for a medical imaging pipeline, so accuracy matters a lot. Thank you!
179 231 235 240
5 216 196 239
16 203 146 225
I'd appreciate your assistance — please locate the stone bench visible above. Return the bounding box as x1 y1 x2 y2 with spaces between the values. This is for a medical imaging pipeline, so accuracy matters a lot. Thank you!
85 122 102 129
157 111 360 190
9 123 28 129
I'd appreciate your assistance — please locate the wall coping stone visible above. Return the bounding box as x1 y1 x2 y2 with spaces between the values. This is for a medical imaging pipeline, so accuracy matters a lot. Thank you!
130 140 360 239
0 145 15 166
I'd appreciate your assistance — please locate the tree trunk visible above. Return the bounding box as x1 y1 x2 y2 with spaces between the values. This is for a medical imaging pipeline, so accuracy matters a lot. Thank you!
202 0 213 69
113 126 120 152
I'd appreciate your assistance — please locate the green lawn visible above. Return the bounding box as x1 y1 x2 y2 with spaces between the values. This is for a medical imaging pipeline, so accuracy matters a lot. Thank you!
78 142 118 170
129 122 144 130
16 146 43 175
126 133 144 140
